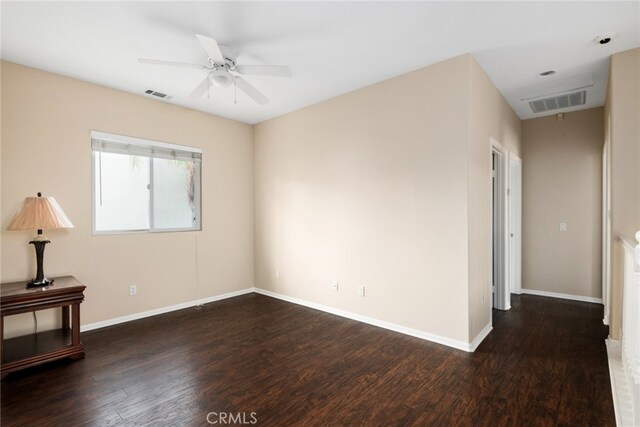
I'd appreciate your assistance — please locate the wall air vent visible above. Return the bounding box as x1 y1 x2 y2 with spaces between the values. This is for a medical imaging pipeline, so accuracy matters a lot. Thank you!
529 90 586 114
144 89 171 100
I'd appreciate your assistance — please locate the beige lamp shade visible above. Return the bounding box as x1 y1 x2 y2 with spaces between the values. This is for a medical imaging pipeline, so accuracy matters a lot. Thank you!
7 194 74 230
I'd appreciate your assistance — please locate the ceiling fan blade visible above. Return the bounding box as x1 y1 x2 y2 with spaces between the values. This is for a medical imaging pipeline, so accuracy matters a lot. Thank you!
138 58 204 70
235 65 292 77
195 34 225 65
190 76 211 99
235 77 269 105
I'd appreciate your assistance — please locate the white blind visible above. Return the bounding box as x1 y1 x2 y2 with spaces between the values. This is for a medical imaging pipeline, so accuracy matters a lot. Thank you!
90 131 202 163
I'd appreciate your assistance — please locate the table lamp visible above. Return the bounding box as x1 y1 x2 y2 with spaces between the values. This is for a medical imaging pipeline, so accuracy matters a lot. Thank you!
6 192 74 288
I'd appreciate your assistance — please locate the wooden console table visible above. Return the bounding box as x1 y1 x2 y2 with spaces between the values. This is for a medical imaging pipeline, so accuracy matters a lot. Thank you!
1 276 86 378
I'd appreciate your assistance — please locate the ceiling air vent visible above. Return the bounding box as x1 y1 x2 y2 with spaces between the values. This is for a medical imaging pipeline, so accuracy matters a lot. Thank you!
529 90 586 114
144 89 171 100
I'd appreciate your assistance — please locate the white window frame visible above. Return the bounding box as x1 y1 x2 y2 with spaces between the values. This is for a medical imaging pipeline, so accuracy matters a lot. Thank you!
91 131 202 235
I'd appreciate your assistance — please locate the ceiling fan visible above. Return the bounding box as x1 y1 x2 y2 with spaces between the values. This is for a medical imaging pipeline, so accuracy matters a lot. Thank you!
138 34 292 105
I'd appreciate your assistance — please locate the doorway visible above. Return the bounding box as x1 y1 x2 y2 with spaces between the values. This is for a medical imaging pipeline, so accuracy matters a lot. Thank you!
492 142 509 310
509 154 522 295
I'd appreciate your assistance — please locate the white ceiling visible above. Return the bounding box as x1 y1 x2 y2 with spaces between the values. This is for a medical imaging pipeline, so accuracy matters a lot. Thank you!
2 2 639 124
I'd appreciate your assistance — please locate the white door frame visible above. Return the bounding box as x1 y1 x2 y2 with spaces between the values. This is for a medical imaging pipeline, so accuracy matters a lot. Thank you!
602 139 611 325
509 153 522 295
490 137 510 311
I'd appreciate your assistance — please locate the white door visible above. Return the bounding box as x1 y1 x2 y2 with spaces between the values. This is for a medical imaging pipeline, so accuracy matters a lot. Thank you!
491 142 509 311
509 155 522 295
492 152 499 307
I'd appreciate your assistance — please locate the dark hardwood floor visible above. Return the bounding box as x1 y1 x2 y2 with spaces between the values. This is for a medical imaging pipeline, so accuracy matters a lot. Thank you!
1 293 614 426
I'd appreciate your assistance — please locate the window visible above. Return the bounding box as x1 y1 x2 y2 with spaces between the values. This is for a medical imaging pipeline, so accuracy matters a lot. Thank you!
91 131 201 234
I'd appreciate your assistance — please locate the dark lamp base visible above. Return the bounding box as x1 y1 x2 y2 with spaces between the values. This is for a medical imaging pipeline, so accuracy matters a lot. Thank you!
27 239 53 289
26 277 54 288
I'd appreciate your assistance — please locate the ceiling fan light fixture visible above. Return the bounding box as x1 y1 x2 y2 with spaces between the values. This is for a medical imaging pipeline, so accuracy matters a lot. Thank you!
142 33 275 105
210 69 234 88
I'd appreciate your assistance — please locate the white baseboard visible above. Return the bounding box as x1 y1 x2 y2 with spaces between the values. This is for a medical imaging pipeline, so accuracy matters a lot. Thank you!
81 288 254 332
469 322 493 352
606 339 634 427
82 287 494 353
253 287 489 352
521 288 603 304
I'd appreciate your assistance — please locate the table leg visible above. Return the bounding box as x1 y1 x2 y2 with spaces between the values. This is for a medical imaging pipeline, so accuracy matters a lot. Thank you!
1 315 3 364
72 303 80 346
62 306 70 330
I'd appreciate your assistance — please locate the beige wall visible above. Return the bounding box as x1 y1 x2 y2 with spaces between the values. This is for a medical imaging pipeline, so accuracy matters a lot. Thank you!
521 108 603 299
605 48 640 339
0 62 3 295
1 62 254 338
609 48 640 242
255 55 471 343
468 57 522 340
2 54 523 347
254 54 520 345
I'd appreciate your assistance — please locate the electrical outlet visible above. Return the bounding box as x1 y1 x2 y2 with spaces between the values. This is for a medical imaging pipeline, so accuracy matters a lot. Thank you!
332 281 339 291
275 269 280 279
358 285 365 297
129 285 137 296
560 222 567 231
